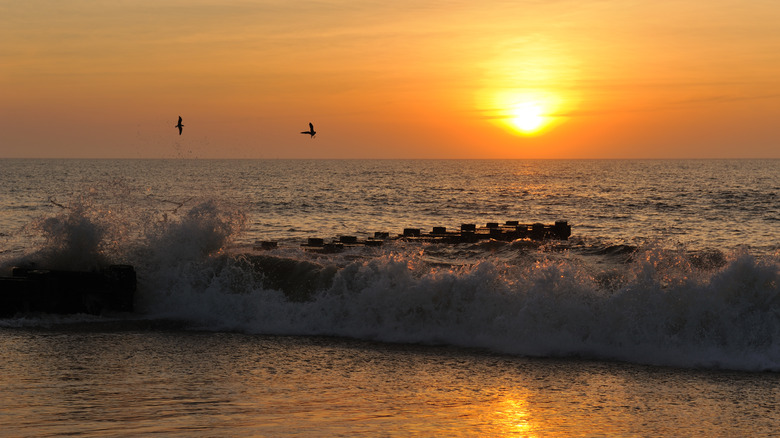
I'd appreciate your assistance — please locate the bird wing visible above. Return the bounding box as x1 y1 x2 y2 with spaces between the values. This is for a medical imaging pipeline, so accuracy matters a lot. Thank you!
178 116 182 124
178 126 183 135
309 122 314 131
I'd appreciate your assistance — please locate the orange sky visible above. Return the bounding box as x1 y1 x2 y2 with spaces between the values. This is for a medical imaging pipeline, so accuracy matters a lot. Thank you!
2 0 778 158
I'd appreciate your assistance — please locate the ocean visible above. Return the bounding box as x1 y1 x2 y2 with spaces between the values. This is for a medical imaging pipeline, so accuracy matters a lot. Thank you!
1 158 778 436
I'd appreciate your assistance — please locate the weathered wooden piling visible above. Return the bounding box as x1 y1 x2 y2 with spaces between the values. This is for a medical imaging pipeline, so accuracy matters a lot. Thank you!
307 237 324 247
266 219 572 253
339 236 358 244
253 240 278 250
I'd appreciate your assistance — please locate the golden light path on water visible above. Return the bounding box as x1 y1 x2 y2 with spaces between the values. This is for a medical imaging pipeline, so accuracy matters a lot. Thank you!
3 329 775 436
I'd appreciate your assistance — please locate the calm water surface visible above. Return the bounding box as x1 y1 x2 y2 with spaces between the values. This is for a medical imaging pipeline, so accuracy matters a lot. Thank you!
2 328 778 437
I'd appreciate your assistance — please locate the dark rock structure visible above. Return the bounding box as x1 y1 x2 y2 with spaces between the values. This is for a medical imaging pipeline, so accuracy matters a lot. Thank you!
257 220 572 252
0 265 136 317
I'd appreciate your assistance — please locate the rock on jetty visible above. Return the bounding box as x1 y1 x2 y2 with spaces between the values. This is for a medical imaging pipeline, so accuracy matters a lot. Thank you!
0 265 136 317
254 220 571 253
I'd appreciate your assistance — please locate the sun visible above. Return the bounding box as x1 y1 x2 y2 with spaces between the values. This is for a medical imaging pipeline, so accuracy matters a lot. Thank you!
474 48 579 138
479 90 564 137
500 92 560 136
509 101 547 134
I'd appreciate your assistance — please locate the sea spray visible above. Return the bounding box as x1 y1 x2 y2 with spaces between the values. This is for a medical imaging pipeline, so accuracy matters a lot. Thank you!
127 199 247 313
0 180 246 286
10 195 128 271
130 241 779 371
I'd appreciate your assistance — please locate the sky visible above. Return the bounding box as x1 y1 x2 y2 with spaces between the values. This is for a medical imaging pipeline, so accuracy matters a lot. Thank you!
1 0 779 159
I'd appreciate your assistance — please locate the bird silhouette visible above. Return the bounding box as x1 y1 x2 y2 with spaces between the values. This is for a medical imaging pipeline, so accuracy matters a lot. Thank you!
300 122 316 138
175 116 184 135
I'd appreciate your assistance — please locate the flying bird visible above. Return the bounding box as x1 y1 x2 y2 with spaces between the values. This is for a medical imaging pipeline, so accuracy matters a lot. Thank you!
300 122 316 138
175 116 184 135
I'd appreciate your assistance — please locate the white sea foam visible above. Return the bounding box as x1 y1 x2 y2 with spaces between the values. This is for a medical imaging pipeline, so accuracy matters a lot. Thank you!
125 207 779 371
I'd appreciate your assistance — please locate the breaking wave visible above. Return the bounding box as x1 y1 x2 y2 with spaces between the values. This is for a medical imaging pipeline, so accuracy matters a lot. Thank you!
2 193 779 373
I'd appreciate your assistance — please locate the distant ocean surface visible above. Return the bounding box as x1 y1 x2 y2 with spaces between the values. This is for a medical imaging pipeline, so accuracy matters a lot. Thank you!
1 159 779 436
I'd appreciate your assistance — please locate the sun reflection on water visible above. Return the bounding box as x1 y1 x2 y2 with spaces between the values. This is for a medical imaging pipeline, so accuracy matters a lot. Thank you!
492 396 538 436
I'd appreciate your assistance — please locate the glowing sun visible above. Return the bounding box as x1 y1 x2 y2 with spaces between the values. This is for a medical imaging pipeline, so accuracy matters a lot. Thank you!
509 101 547 134
480 90 564 136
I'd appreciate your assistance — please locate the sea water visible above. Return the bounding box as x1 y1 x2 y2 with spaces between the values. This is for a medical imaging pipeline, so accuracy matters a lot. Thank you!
0 159 778 436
